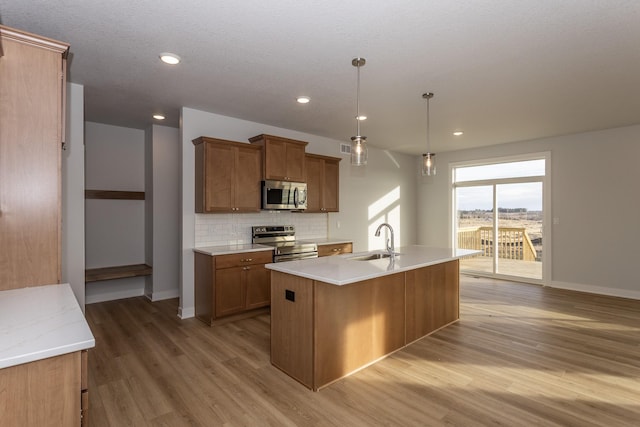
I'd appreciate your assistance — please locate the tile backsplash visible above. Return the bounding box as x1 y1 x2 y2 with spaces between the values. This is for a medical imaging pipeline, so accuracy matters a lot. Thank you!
195 212 328 247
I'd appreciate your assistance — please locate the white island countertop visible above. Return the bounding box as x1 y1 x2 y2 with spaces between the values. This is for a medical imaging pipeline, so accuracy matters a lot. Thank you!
0 283 95 369
266 245 480 286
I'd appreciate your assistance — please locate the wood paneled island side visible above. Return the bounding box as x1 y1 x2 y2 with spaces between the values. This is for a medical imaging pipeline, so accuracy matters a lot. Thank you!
266 246 478 390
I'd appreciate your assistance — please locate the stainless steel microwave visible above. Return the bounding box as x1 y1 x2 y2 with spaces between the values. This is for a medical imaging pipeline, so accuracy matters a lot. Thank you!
261 180 307 210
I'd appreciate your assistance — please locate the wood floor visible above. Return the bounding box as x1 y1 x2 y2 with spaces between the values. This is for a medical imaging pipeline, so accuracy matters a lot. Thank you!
85 276 640 426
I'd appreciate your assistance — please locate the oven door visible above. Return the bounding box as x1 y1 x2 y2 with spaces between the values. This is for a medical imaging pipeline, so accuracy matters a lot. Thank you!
274 252 318 262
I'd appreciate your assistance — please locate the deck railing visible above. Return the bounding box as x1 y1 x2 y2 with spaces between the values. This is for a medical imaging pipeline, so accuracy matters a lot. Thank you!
458 227 537 261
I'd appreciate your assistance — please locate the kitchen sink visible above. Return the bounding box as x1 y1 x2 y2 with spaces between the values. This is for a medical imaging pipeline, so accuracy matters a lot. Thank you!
348 252 399 261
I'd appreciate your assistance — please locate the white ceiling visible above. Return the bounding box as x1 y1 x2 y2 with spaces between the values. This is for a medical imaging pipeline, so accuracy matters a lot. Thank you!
2 1 640 155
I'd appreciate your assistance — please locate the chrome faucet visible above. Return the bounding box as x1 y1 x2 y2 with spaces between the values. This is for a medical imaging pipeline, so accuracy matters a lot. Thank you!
375 223 395 261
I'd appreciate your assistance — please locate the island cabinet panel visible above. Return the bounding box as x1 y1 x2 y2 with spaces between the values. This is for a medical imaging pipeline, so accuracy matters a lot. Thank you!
304 154 341 213
270 271 314 388
249 134 308 182
314 274 406 389
405 260 460 344
193 137 262 213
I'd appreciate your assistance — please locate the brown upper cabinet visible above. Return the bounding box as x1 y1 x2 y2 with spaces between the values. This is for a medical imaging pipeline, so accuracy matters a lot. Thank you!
249 134 308 182
193 137 262 213
0 25 69 290
305 154 341 212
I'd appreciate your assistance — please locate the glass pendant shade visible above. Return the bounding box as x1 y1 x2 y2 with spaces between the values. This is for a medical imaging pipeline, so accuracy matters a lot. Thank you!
421 92 436 176
351 136 368 165
350 57 367 166
421 152 436 176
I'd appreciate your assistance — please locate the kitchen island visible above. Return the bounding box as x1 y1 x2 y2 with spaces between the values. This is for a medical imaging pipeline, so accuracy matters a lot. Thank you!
266 246 478 390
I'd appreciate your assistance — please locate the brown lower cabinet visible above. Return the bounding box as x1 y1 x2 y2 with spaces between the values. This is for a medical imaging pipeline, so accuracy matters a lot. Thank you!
0 350 89 426
317 242 352 257
195 250 272 324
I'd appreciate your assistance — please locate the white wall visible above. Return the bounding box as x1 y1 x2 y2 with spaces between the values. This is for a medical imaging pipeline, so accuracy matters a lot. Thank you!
145 125 181 301
418 124 640 299
85 122 146 303
180 107 418 318
62 82 85 309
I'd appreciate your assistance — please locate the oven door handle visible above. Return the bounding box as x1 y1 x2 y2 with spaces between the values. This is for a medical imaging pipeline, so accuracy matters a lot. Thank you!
275 252 318 262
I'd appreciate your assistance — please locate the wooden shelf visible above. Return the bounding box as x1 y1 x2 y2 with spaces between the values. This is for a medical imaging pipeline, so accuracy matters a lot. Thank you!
85 264 152 283
85 190 145 200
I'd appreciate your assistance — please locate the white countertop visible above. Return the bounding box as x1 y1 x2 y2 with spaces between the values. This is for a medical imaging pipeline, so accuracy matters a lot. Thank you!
0 283 95 369
194 244 275 256
266 245 480 286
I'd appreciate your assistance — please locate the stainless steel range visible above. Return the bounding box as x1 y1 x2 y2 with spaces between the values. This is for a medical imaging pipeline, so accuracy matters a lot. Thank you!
252 225 318 262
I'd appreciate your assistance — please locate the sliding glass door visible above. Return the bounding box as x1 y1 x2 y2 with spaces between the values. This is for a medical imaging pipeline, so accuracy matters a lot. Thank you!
453 155 548 283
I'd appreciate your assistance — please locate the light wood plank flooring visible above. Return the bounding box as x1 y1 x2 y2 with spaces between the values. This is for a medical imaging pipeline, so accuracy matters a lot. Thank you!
85 276 640 426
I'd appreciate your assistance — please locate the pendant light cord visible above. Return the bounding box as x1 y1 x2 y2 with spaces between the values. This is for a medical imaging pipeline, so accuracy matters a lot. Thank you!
426 95 430 153
356 62 361 137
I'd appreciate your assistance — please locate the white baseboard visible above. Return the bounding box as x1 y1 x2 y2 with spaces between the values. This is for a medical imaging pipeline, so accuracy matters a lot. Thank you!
86 288 145 304
178 306 195 319
144 288 180 302
549 281 640 300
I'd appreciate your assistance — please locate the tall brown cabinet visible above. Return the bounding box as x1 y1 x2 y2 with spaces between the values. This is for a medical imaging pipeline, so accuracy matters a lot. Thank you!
0 25 67 290
0 25 91 426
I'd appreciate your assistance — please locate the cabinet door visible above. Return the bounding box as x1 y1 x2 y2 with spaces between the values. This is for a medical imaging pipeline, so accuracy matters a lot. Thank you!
204 143 235 212
304 155 323 212
322 159 340 212
0 27 67 290
234 145 262 212
245 264 271 309
318 243 352 257
284 142 306 182
264 139 289 180
215 267 246 317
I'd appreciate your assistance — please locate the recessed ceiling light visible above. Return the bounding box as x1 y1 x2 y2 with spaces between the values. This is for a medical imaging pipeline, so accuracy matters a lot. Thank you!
453 131 464 136
159 52 180 65
153 114 166 120
356 115 367 121
296 96 310 104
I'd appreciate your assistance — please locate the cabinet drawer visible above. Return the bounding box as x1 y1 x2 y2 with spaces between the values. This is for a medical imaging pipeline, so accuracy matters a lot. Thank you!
318 243 353 257
215 250 273 269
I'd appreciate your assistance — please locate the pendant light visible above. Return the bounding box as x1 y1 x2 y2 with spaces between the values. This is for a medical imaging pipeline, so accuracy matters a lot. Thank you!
350 58 368 166
421 92 436 176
